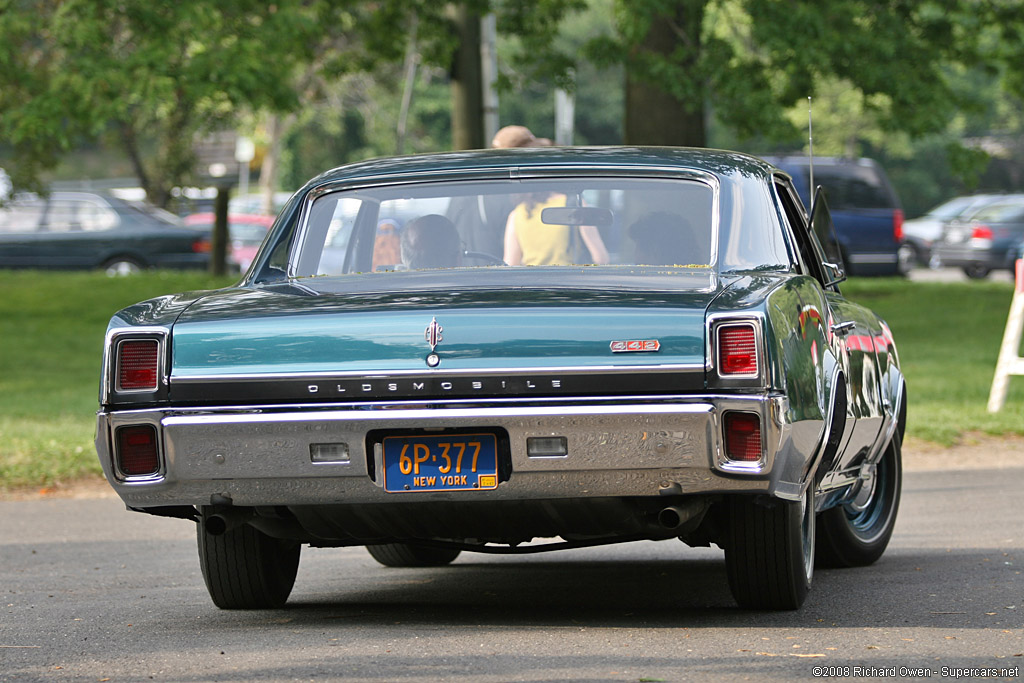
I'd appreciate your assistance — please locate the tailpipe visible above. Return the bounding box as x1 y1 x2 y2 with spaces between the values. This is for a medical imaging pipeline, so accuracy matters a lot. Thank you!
658 505 688 530
202 509 253 536
657 500 708 530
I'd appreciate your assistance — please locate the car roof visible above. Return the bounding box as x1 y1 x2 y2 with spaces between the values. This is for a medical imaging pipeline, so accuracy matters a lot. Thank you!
304 147 778 190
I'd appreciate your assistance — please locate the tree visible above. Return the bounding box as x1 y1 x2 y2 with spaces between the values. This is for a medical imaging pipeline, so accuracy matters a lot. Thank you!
0 0 328 206
578 0 1024 150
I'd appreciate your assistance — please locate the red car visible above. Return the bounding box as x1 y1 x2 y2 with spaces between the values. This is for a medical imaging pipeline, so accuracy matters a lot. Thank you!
184 213 274 271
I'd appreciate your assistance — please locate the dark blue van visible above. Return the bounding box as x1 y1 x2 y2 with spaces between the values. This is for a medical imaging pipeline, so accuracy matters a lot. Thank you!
766 156 907 276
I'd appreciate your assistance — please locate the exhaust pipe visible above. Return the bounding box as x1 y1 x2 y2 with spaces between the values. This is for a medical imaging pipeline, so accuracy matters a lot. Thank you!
202 509 253 536
658 505 688 530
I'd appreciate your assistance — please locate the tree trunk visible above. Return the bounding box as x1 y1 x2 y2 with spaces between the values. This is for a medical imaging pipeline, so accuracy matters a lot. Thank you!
448 4 484 150
259 113 294 215
210 185 230 276
624 0 706 148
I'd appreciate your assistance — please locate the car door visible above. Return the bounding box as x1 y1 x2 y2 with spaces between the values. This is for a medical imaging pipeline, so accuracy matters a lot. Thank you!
0 196 46 267
30 193 123 268
807 188 886 468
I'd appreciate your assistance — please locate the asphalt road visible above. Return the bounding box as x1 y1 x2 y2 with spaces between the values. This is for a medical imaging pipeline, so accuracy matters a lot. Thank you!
1 467 1021 682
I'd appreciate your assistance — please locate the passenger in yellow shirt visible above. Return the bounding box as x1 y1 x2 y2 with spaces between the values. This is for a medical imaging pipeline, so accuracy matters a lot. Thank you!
503 192 609 266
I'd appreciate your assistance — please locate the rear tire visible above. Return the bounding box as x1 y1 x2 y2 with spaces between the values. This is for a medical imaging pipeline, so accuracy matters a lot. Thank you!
366 543 461 567
815 435 902 568
962 265 991 279
896 242 917 276
198 523 300 609
102 256 144 276
725 488 815 610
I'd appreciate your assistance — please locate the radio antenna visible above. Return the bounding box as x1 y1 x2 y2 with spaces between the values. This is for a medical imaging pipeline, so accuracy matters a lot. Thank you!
808 96 815 204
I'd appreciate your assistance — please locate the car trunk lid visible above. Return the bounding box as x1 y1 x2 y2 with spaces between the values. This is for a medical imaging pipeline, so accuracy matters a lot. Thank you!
168 275 721 403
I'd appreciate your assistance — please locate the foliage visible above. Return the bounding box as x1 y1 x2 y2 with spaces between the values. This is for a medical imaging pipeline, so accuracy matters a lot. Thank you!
497 0 623 144
0 0 323 205
0 0 598 203
3 0 1023 217
563 0 1024 151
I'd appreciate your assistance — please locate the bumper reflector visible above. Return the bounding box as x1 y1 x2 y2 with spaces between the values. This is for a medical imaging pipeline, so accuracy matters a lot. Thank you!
724 412 762 462
115 425 160 476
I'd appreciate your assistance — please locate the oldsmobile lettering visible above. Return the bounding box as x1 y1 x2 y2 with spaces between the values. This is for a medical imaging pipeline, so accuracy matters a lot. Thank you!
307 376 567 397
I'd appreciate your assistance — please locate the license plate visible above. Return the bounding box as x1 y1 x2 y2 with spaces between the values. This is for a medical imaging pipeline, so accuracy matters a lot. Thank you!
382 433 499 493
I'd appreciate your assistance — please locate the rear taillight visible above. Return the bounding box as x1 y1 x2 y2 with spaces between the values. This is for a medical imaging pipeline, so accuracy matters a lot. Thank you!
192 238 211 253
971 224 993 240
117 339 159 391
724 412 762 462
115 425 160 476
718 324 758 376
893 209 904 243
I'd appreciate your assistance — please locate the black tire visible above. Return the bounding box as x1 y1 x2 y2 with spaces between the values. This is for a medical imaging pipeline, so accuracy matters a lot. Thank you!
815 436 902 568
366 543 461 567
962 265 991 279
725 488 815 610
198 523 301 609
102 256 144 276
896 242 917 276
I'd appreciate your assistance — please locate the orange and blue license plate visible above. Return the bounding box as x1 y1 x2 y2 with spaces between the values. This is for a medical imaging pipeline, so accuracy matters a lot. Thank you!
382 433 499 493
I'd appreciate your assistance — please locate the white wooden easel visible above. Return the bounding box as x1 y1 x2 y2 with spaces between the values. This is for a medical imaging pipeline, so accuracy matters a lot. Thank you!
987 260 1024 412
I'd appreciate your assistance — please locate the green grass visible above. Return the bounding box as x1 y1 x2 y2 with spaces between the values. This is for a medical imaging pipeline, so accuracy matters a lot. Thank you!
0 270 236 490
1 271 1023 490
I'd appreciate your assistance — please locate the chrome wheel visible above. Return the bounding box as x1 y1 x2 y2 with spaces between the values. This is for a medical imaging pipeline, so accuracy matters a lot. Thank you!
103 258 143 277
896 242 916 276
816 436 902 567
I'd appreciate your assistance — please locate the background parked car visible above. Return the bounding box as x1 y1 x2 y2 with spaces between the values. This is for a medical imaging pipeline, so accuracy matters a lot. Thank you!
0 191 210 275
228 192 293 217
902 194 1009 266
183 213 274 272
766 156 906 276
933 195 1024 278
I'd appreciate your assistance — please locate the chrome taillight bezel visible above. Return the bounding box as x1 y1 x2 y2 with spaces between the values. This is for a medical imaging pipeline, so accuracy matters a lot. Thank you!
106 412 166 482
102 327 170 405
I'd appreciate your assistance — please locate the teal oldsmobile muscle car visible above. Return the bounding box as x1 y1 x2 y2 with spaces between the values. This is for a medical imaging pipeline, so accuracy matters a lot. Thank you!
95 147 905 611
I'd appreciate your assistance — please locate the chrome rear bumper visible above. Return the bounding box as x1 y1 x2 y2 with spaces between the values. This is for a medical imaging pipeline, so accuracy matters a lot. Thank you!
96 395 803 509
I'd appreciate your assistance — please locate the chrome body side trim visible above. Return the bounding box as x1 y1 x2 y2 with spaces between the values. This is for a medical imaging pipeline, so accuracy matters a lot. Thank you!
169 362 706 384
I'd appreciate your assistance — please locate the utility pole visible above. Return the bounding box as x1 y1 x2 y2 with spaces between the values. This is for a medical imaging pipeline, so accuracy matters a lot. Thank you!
481 13 499 145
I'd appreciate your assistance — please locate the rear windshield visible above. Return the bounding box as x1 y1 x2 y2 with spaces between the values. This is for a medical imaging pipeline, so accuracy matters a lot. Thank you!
971 202 1024 223
810 165 897 210
288 177 717 279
